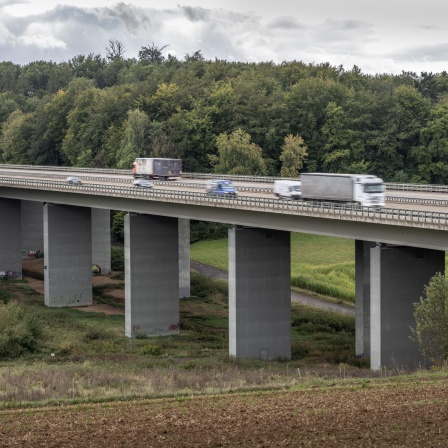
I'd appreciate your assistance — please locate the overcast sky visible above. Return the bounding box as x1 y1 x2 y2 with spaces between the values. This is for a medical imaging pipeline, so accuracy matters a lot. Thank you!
1 0 447 75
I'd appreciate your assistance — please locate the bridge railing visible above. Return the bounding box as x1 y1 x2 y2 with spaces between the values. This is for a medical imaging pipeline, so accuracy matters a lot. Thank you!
1 176 448 227
2 163 448 192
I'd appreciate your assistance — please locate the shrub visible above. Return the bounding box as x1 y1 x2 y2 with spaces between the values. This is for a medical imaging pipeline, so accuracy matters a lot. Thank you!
190 272 227 299
0 302 44 357
0 289 11 304
190 221 230 244
111 211 126 242
411 272 448 366
139 344 163 356
111 246 124 271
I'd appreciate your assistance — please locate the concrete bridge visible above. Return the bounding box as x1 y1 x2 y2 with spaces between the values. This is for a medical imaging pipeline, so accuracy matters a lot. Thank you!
1 168 447 370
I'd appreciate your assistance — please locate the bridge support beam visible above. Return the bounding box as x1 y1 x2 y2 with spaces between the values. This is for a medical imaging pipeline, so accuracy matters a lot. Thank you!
370 244 445 370
44 204 92 307
91 208 111 275
229 227 291 360
179 218 190 298
21 200 44 258
0 198 22 278
355 240 375 357
124 213 179 338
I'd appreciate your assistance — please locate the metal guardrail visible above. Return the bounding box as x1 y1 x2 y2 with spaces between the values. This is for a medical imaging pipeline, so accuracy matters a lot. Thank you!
1 176 448 228
2 163 448 192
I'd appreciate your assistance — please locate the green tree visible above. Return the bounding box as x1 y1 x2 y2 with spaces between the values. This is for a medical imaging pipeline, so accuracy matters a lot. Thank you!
138 43 168 65
279 134 308 177
321 102 368 173
209 128 267 175
411 273 448 366
115 109 150 168
286 76 349 171
410 103 448 183
0 110 33 163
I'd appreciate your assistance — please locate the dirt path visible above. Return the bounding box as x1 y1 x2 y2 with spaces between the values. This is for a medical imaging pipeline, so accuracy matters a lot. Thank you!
191 260 354 315
21 258 354 317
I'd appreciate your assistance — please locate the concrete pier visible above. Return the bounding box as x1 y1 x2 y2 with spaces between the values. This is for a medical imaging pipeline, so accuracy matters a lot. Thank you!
355 240 375 357
44 204 92 307
229 227 291 360
124 213 180 338
21 200 44 258
91 208 111 274
0 199 22 278
370 245 445 370
179 218 190 298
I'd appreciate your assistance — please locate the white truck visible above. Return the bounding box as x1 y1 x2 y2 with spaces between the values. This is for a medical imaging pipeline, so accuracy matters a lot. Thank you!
273 180 302 200
300 173 385 207
132 158 182 180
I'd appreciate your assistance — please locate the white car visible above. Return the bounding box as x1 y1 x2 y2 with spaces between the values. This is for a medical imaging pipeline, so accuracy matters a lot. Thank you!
66 176 82 185
133 179 153 189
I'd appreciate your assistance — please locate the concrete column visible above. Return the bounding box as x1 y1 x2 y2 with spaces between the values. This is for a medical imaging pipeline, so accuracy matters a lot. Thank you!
44 204 92 307
355 240 375 357
370 245 445 370
0 199 22 278
91 208 111 274
179 218 190 298
21 200 44 258
125 213 179 338
229 227 291 360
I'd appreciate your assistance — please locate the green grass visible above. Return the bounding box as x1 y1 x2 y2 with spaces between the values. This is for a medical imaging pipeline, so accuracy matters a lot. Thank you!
191 233 356 302
1 272 443 408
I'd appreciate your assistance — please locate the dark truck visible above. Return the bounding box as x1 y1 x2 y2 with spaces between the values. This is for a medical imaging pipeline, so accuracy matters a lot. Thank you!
132 158 182 180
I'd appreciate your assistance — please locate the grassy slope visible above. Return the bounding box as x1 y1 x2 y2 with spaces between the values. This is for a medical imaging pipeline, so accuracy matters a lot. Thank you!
191 233 356 302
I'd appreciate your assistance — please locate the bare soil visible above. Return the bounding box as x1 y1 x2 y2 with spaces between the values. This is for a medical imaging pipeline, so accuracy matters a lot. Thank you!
22 258 125 315
1 378 447 447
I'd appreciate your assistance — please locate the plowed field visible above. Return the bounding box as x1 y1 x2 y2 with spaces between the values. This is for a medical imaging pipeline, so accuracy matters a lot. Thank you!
1 378 447 447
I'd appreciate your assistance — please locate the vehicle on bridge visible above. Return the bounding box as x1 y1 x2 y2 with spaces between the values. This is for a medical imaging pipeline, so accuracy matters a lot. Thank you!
273 180 302 200
132 158 182 181
206 179 238 197
66 176 82 185
133 179 153 189
300 173 385 207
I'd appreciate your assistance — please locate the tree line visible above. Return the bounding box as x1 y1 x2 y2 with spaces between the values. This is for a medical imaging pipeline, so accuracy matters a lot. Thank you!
1 41 448 183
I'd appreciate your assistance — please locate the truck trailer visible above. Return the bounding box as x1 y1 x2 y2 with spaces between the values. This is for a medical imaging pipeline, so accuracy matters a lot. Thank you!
132 158 182 180
300 173 385 207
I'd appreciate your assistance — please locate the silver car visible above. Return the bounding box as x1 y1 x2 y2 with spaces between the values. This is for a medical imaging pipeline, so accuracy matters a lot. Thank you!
133 179 153 189
66 176 82 185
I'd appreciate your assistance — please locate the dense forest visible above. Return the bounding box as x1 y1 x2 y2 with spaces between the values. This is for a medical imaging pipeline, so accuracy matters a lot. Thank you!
1 41 448 183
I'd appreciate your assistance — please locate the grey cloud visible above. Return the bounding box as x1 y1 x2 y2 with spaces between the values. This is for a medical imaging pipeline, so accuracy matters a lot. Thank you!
0 2 446 75
388 42 448 62
267 17 303 31
102 3 151 34
180 6 211 22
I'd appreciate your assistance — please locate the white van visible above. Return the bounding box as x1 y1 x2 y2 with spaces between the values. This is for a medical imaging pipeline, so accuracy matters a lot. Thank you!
273 180 302 200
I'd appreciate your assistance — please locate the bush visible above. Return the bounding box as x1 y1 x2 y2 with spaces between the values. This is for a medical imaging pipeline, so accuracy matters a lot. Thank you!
111 246 124 271
139 344 163 356
190 271 228 299
411 272 448 366
0 289 12 304
190 221 230 244
0 302 44 357
111 211 126 242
